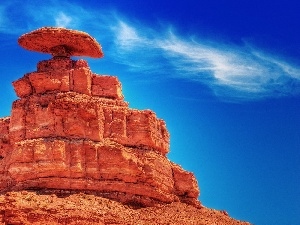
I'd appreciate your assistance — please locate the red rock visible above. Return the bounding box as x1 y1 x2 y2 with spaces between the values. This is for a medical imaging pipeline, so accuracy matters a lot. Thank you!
9 104 26 142
92 75 124 100
0 191 251 225
18 27 104 58
37 57 75 72
0 27 200 207
72 67 92 95
0 27 250 224
172 163 200 206
12 76 32 98
0 118 10 159
125 109 170 155
2 56 191 207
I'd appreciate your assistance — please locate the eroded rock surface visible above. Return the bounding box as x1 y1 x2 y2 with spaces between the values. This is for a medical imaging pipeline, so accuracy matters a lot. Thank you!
0 56 199 208
18 27 103 58
0 191 251 225
0 27 251 224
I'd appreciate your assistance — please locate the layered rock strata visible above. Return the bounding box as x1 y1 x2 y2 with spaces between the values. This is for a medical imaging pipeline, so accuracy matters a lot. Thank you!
0 27 254 224
0 55 199 208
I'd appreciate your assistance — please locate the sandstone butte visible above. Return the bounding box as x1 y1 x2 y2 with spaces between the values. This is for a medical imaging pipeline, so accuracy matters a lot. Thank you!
0 27 251 225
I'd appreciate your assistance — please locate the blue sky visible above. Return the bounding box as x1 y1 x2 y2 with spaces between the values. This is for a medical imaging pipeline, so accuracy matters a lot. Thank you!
1 0 300 224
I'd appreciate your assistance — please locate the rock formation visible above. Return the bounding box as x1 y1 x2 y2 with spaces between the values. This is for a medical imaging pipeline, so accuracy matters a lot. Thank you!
0 191 251 225
0 27 199 207
0 27 250 224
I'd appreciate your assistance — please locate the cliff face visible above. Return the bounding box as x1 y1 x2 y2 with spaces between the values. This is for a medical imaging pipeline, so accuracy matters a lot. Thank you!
0 57 199 208
0 27 250 224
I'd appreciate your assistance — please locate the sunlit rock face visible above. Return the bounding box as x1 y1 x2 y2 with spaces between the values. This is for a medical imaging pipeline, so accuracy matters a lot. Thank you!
0 27 200 208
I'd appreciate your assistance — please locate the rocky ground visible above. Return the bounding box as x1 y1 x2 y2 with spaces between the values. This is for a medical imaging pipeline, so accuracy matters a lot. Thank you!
0 191 251 225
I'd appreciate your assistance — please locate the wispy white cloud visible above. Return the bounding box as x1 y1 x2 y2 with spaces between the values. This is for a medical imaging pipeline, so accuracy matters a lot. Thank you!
55 12 72 27
110 20 300 100
0 0 92 33
0 0 299 101
23 1 86 30
114 21 144 48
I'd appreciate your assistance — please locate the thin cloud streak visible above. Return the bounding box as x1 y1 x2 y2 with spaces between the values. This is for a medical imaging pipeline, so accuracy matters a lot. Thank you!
115 21 145 49
0 0 91 33
54 12 72 28
0 0 299 101
112 22 300 100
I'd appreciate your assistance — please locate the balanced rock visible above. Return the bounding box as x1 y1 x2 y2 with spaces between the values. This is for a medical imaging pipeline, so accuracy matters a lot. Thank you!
18 27 103 58
0 27 199 208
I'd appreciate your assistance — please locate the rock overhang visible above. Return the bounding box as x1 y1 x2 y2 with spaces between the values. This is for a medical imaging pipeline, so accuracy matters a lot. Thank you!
18 27 104 58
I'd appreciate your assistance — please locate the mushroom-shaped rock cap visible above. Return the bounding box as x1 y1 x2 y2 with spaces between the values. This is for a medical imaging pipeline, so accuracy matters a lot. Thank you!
18 27 104 58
